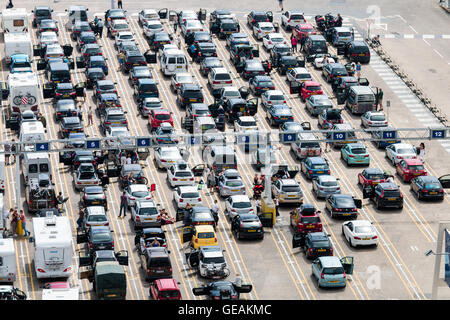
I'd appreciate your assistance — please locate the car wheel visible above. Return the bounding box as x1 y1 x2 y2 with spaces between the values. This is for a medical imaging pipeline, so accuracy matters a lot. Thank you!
417 191 423 200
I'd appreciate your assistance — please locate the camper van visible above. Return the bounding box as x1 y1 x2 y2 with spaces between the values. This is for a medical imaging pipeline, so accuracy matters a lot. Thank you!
0 238 17 283
22 153 51 185
0 155 5 195
7 73 39 114
4 33 32 64
19 121 46 152
159 49 188 76
32 216 73 279
1 8 28 33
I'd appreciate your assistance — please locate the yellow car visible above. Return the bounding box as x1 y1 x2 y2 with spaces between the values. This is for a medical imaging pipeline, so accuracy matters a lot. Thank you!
181 225 218 249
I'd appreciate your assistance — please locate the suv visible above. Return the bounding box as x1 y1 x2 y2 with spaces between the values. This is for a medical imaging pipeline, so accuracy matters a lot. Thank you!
193 42 217 62
208 68 232 93
131 199 161 230
134 78 159 102
60 116 83 138
101 108 128 133
302 232 333 259
303 34 328 56
247 11 271 27
122 50 146 73
291 132 322 160
86 226 114 254
318 108 343 129
32 6 53 27
230 44 253 66
290 204 322 234
139 247 172 281
271 178 303 204
345 41 371 63
363 182 403 210
54 83 76 100
177 84 204 108
218 18 240 39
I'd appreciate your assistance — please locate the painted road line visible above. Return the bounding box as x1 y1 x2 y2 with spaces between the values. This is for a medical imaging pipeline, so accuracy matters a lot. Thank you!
381 76 399 81
384 34 396 38
443 35 450 39
434 49 444 58
423 34 435 39
404 34 415 39
385 81 405 86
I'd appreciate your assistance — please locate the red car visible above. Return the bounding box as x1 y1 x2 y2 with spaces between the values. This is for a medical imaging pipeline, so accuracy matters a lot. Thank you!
358 168 386 187
299 81 323 102
290 204 322 234
148 109 173 131
150 278 182 300
396 159 427 182
293 23 316 41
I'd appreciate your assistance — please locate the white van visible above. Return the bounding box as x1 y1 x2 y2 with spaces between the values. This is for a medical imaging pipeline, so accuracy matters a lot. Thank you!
8 72 39 114
19 121 46 152
160 49 188 76
1 8 28 33
22 153 51 185
32 216 73 279
0 155 5 195
0 238 16 283
42 287 79 300
4 33 32 64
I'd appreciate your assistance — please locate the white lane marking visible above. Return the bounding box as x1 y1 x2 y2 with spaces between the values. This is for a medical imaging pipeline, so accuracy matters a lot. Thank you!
389 85 408 89
397 15 407 23
384 34 395 38
439 142 450 146
381 76 398 81
404 34 414 39
409 25 418 34
423 39 431 46
433 49 444 58
423 34 435 39
442 35 450 39
392 90 411 95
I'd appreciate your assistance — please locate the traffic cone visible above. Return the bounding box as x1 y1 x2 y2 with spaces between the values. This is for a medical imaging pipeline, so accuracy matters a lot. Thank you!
16 220 24 237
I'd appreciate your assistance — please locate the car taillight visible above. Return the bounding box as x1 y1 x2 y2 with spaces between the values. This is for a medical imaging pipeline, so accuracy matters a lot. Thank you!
399 192 403 198
308 248 313 253
198 198 202 202
334 208 342 212
105 121 111 124
348 154 355 158
364 155 369 158
257 29 261 33
366 53 370 56
308 170 312 174
129 197 135 200
212 81 220 84
225 80 232 84
268 40 272 44
372 236 378 239
173 178 178 181
37 268 46 273
89 243 93 248
354 236 361 240
351 208 357 212
136 216 141 222
194 238 198 243
320 273 324 279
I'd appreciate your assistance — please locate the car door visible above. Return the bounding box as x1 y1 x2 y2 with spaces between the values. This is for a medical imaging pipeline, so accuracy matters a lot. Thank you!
439 175 450 188
385 145 394 160
181 226 194 244
312 259 322 279
343 222 353 240
292 232 304 249
340 256 354 275
187 250 200 268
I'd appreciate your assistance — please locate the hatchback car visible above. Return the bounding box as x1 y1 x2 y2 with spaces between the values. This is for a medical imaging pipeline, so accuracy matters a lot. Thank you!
73 163 100 190
85 67 106 89
385 143 417 166
266 104 294 127
225 195 255 219
360 111 388 128
217 169 246 197
261 90 286 109
173 186 203 209
101 108 128 133
410 175 446 201
340 143 370 166
300 81 324 102
301 157 330 180
272 179 303 204
167 161 195 187
139 97 163 117
55 99 78 121
302 232 333 259
231 214 264 240
32 6 53 27
143 20 164 39
177 84 204 108
242 60 266 80
60 116 83 138
305 95 333 116
154 146 183 169
322 63 348 83
54 83 76 100
129 66 152 86
193 42 217 62
105 126 133 148
131 199 161 229
286 67 312 83
80 186 107 209
200 57 223 76
77 31 97 50
249 76 275 96
87 226 114 253
71 21 91 40
312 175 341 199
39 31 59 46
262 33 287 50
311 256 354 288
342 220 378 247
84 206 109 228
290 204 323 234
153 123 177 145
39 19 58 35
396 159 427 182
252 22 275 40
125 184 152 208
364 182 403 210
325 194 361 219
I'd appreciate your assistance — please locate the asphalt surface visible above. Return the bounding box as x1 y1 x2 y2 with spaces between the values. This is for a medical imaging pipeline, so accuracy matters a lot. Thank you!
2 1 450 300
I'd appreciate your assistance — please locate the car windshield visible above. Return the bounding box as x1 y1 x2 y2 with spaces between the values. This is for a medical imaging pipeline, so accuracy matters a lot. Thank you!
225 180 243 187
355 226 374 233
88 215 107 222
336 197 355 208
197 232 215 239
323 267 344 275
397 148 414 154
161 150 179 158
203 256 225 264
301 216 320 224
233 201 251 208
311 164 327 170
306 86 321 91
139 207 158 215
408 165 424 171
351 147 366 154
181 192 199 198
282 186 300 192
92 232 111 242
370 115 386 121
311 240 330 248
132 191 149 197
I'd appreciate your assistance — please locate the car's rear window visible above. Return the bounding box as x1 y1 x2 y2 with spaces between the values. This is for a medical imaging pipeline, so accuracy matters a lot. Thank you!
107 114 125 121
311 240 330 248
355 226 374 233
367 173 383 180
338 32 352 37
301 216 320 224
149 257 170 267
184 90 203 98
92 232 111 242
175 171 192 177
214 73 231 80
425 183 441 189
352 46 369 53
321 180 337 187
397 148 414 154
281 186 301 192
383 190 400 198
155 114 170 120
140 84 157 92
311 164 327 170
306 86 321 91
88 215 107 222
233 201 251 208
357 94 375 103
197 232 215 239
132 191 148 198
128 56 145 63
323 267 344 275
139 207 158 215
290 14 304 20
225 180 243 187
370 115 385 121
181 192 199 198
351 147 366 154
408 165 424 171
300 142 320 148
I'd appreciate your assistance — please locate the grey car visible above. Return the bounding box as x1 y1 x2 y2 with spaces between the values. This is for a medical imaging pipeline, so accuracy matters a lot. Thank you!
271 178 303 204
312 175 341 199
73 163 100 191
305 94 333 116
101 108 128 133
217 169 246 197
360 111 388 128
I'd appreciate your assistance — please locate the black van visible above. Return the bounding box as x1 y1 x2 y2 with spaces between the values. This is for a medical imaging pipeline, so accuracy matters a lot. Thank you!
47 62 71 84
139 247 172 281
218 19 240 39
345 41 371 63
304 34 328 56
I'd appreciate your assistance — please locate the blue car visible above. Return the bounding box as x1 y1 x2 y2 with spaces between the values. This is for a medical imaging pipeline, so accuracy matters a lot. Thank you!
10 54 32 73
311 256 354 288
87 55 108 75
266 104 294 127
301 156 330 179
134 78 159 101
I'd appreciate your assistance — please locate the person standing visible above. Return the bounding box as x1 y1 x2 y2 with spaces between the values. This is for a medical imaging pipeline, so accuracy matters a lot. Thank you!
6 0 13 9
291 35 298 53
97 19 104 39
117 0 123 9
356 61 361 79
76 209 85 230
278 0 284 12
110 0 115 9
10 139 16 164
177 35 181 49
418 142 425 163
120 153 127 166
212 199 219 225
39 113 47 128
10 210 18 237
2 208 11 235
274 197 280 217
4 142 10 165
87 106 93 126
173 20 178 34
207 170 216 194
20 210 29 237
377 88 384 111
118 191 128 218
300 34 306 52
126 155 132 165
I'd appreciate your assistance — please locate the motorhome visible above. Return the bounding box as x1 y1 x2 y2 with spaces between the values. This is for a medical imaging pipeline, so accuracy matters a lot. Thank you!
1 8 28 33
4 33 32 64
32 216 73 279
0 238 17 283
7 73 39 114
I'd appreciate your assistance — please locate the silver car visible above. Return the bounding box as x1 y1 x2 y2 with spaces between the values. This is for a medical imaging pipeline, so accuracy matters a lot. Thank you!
271 179 303 204
305 95 333 116
225 195 255 219
217 169 246 197
130 199 160 229
85 206 109 228
154 146 183 169
139 97 162 117
360 111 388 128
73 163 100 190
312 175 341 199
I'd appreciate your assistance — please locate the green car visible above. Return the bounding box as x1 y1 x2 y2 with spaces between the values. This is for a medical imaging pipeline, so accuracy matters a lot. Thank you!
340 143 370 166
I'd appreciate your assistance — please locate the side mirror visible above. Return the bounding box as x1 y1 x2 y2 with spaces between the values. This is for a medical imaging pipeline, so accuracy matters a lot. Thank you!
110 230 115 233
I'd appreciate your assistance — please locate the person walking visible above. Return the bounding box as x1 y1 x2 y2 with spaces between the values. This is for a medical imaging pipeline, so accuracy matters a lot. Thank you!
278 0 284 12
6 0 13 9
300 35 306 52
356 61 361 79
76 209 85 230
38 113 47 128
97 19 104 39
207 170 216 194
20 210 30 237
117 0 123 9
291 35 298 53
274 197 280 216
87 106 93 126
10 210 18 237
118 191 128 218
10 139 16 164
173 20 178 34
418 142 425 163
377 88 384 111
4 142 10 165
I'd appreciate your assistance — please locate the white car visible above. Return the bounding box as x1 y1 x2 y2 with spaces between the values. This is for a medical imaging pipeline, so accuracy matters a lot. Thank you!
261 90 286 108
140 97 162 117
225 195 255 219
115 31 135 48
171 72 194 92
159 44 178 56
219 86 241 103
208 68 232 90
234 116 258 132
262 33 287 50
181 19 204 36
139 9 160 25
154 146 183 169
110 20 130 35
143 20 164 39
105 126 133 148
360 111 388 128
286 67 312 83
178 10 198 24
125 184 152 207
280 10 306 30
44 44 64 60
85 206 109 228
253 22 275 40
39 31 59 46
313 56 336 69
385 143 417 165
342 220 378 247
173 186 203 209
167 161 195 187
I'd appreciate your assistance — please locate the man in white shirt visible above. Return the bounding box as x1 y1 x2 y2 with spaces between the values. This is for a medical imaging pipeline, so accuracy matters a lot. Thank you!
126 156 132 165
212 199 219 225
120 153 127 166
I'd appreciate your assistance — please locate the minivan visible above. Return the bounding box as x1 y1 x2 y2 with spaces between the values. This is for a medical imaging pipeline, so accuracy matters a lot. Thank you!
345 86 376 115
345 41 371 63
140 247 172 281
203 145 237 174
160 49 188 76
304 34 328 56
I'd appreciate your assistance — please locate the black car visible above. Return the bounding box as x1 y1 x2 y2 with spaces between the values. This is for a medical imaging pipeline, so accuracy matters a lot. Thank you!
345 41 371 63
325 194 362 219
129 66 153 86
86 226 114 254
193 42 217 62
71 21 92 40
242 59 265 80
223 98 258 122
60 116 83 138
200 57 223 76
121 50 146 73
269 44 292 67
192 280 252 300
38 19 58 34
77 31 97 50
411 175 448 201
230 44 253 66
55 99 78 121
80 186 108 209
80 44 102 59
277 55 301 75
231 214 264 240
218 18 240 39
54 82 76 100
47 62 71 84
249 75 275 95
177 83 204 108
186 103 211 119
85 67 105 88
303 34 328 56
247 11 271 27
185 31 212 46
301 232 333 259
363 182 403 210
139 247 172 281
190 207 217 229
97 93 121 115
32 6 53 27
322 63 348 83
71 150 96 169
134 227 167 249
148 32 172 50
